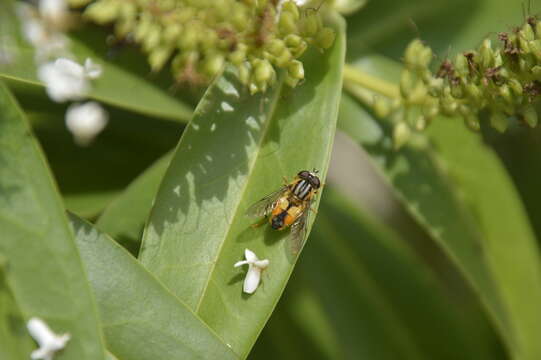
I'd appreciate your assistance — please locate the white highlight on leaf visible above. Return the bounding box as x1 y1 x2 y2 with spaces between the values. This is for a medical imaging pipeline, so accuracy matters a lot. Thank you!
221 101 234 112
205 155 213 162
38 57 102 102
210 123 217 132
234 249 269 294
65 101 108 146
192 123 200 130
173 185 181 196
27 317 70 360
245 116 260 131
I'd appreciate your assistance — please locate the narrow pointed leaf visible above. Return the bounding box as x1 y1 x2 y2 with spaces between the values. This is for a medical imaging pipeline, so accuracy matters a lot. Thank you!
0 259 34 360
140 15 345 358
69 214 239 360
0 81 107 359
426 118 541 360
338 90 508 338
96 152 173 252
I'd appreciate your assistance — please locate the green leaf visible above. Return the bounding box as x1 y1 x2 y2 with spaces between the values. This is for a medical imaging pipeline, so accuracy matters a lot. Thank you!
96 151 173 253
139 14 345 358
0 258 34 360
426 118 541 360
338 89 509 336
254 187 505 360
0 80 107 359
342 53 541 358
1 22 193 122
69 213 239 360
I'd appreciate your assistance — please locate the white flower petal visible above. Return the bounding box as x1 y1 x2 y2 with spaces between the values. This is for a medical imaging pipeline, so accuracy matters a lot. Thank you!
235 249 269 294
27 317 70 360
38 59 89 102
234 260 250 268
39 0 68 24
244 248 257 263
54 58 84 77
84 58 102 79
254 259 269 269
65 102 109 146
243 266 262 294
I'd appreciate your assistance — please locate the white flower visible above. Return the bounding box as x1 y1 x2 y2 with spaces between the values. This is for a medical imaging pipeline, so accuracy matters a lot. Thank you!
39 0 68 26
234 249 269 294
84 58 103 79
37 57 101 102
27 317 70 360
65 102 109 146
16 3 70 62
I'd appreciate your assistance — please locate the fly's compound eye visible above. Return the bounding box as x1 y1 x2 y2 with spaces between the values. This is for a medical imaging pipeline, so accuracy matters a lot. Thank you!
309 175 321 189
297 170 310 179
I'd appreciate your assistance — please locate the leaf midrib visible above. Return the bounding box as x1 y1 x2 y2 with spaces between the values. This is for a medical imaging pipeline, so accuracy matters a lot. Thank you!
194 77 285 313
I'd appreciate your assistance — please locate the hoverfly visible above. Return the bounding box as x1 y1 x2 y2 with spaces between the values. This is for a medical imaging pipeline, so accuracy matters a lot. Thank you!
246 170 321 253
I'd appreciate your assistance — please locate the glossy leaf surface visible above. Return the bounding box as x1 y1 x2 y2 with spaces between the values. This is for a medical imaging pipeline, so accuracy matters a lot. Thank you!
0 81 106 359
70 214 239 360
140 15 345 358
252 187 504 360
97 152 173 253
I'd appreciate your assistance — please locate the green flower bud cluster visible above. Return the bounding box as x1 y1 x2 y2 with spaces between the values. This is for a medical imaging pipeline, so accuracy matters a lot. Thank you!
387 17 541 147
68 0 335 92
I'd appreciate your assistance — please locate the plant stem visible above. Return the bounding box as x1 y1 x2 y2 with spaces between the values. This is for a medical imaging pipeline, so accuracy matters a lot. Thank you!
343 64 400 99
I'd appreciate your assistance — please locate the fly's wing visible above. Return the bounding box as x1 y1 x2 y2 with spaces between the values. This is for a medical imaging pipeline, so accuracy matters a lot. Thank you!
245 187 288 218
289 199 313 254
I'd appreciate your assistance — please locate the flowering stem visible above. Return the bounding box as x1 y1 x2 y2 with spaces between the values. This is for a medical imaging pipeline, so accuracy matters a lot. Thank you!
343 64 400 100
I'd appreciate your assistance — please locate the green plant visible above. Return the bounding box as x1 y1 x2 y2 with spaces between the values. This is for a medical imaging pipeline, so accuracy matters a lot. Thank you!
2 0 541 359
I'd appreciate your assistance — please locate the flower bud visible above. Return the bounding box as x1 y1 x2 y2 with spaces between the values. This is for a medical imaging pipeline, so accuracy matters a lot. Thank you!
522 105 538 127
299 13 320 37
315 27 335 49
203 54 225 77
521 22 535 41
490 111 508 132
279 11 297 34
455 53 469 76
409 83 428 104
229 43 247 65
267 39 286 57
480 39 494 68
288 59 304 80
465 83 482 102
254 59 275 83
419 46 433 68
529 39 541 61
532 65 541 79
536 21 541 39
464 114 480 131
508 78 523 96
282 1 300 20
149 46 172 71
84 0 119 24
400 70 414 98
498 84 513 104
404 39 423 67
373 96 391 118
415 116 427 130
393 122 411 149
238 63 250 84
